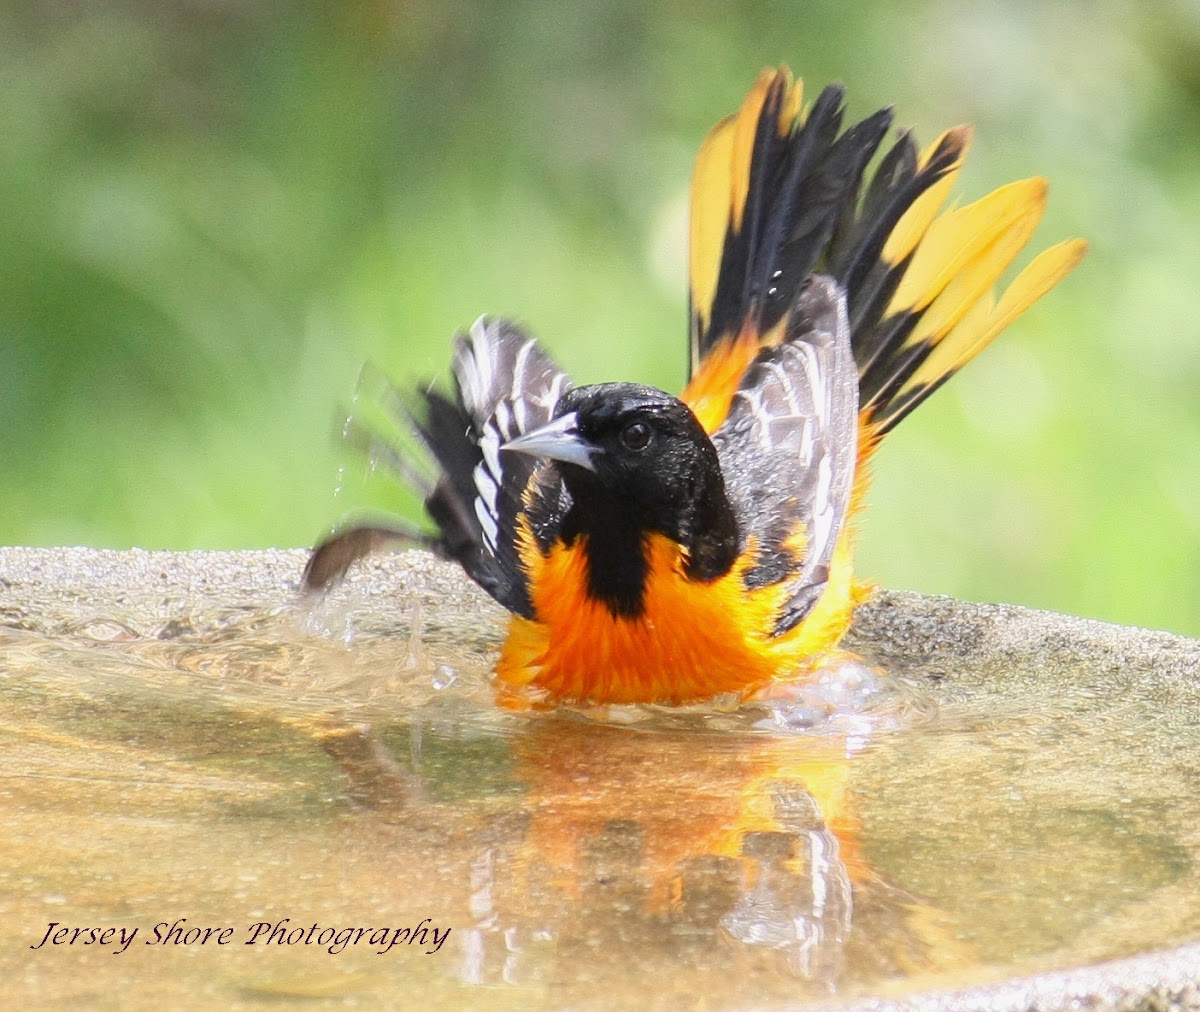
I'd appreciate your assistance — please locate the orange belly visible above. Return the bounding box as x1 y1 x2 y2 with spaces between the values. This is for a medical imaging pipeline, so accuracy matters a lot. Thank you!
494 529 866 705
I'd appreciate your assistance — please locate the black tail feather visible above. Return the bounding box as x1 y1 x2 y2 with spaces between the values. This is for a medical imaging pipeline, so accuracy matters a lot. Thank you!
689 71 986 436
759 102 893 336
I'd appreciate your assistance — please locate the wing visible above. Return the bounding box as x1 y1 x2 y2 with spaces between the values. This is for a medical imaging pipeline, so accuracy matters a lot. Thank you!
419 317 573 617
304 317 573 618
711 276 858 636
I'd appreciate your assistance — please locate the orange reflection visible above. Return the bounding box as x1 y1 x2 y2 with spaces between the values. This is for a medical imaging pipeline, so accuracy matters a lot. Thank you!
312 712 974 997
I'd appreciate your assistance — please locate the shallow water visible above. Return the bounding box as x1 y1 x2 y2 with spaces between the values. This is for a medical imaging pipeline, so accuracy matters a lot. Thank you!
2 554 1199 1008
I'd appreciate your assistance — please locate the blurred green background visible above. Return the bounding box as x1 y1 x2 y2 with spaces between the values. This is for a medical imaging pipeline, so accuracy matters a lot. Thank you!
3 0 1199 635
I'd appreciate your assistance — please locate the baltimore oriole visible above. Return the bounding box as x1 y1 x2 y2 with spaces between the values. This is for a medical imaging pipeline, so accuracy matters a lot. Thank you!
305 67 1086 706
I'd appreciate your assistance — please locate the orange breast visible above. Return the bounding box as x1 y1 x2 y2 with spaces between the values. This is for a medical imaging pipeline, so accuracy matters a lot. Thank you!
495 528 864 706
493 332 877 707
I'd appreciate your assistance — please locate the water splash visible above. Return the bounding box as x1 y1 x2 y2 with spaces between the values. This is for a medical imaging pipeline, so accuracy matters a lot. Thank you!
431 664 458 691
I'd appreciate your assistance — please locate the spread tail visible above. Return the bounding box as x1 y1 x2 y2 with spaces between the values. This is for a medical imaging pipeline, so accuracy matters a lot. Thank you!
685 66 1086 441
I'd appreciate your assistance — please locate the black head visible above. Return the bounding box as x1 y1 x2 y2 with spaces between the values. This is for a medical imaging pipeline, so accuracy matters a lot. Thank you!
502 382 739 592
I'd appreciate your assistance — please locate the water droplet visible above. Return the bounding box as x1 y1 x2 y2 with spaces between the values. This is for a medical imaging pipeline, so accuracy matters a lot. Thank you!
74 618 140 642
431 665 458 691
750 657 933 736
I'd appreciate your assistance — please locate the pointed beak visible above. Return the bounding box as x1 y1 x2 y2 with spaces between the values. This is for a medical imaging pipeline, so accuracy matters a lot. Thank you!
501 412 598 472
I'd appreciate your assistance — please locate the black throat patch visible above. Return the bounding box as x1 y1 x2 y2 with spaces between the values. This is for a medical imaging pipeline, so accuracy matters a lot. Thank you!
560 492 740 620
563 506 650 619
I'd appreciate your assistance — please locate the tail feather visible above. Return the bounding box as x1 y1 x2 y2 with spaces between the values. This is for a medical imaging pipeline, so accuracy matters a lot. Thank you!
689 70 800 374
690 76 898 366
686 65 1085 444
859 181 1052 414
862 178 1087 435
847 127 970 369
871 236 1087 434
878 128 972 268
759 102 893 339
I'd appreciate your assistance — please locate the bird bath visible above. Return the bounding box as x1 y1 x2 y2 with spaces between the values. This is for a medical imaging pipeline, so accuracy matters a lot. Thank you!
2 547 1198 1009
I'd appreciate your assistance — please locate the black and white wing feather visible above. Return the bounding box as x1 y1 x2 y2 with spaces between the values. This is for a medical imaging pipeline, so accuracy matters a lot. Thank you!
304 317 572 615
436 317 572 616
711 276 858 635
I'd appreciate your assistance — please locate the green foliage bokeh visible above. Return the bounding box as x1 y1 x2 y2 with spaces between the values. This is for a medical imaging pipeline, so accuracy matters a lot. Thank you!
3 0 1199 635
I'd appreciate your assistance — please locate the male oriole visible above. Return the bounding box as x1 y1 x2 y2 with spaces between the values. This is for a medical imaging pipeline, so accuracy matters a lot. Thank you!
305 67 1086 706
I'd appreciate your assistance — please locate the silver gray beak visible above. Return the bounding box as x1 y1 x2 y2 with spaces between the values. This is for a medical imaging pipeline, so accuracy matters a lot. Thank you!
501 412 598 472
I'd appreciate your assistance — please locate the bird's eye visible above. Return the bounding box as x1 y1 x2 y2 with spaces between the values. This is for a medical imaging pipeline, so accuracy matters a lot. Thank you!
621 420 652 451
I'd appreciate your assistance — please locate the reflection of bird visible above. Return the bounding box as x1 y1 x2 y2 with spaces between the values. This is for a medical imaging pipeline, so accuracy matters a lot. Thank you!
306 67 1085 706
304 711 980 991
451 721 972 991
